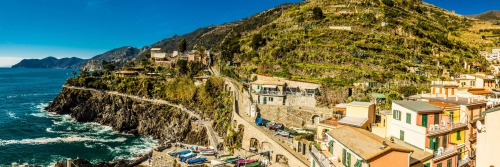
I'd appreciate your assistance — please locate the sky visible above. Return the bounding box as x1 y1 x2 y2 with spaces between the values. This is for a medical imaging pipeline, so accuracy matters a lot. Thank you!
0 0 497 67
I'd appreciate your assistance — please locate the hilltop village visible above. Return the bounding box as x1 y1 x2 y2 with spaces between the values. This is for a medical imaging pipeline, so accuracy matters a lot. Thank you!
41 43 498 167
31 0 500 167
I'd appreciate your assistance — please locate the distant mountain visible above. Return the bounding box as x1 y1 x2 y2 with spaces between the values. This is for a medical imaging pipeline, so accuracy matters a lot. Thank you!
80 46 147 71
469 10 500 21
12 57 86 69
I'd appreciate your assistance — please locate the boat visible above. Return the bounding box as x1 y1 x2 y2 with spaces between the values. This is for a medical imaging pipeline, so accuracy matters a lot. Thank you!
224 157 240 163
168 149 191 156
244 161 261 167
187 157 207 164
200 150 214 155
210 160 224 166
179 153 197 162
236 159 256 165
277 130 290 137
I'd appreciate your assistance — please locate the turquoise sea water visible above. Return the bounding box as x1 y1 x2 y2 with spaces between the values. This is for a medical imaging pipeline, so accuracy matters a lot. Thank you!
0 68 157 166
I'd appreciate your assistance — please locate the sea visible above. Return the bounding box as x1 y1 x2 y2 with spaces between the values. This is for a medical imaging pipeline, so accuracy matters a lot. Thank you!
0 68 157 166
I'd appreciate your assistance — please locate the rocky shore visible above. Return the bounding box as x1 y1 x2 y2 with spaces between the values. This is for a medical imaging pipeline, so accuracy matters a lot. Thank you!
45 87 209 165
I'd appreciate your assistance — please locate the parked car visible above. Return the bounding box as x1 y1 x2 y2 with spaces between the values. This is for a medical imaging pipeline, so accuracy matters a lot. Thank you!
265 122 275 128
270 123 284 131
277 130 291 138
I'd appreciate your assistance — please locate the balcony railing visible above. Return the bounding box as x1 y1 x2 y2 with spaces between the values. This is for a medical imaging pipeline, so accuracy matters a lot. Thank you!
426 123 468 136
471 114 484 122
469 133 477 142
310 146 336 167
257 90 283 96
458 157 470 167
433 146 458 161
431 81 459 86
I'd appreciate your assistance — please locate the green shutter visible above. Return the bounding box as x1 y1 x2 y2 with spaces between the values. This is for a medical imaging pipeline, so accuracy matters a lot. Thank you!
400 130 405 141
434 113 439 125
457 130 461 140
424 163 431 167
393 110 396 119
435 136 440 151
354 160 362 167
313 160 316 167
429 137 434 150
398 111 402 120
447 159 452 167
437 162 442 167
342 149 346 165
422 114 428 127
443 135 447 148
347 153 351 167
258 95 260 104
329 140 334 154
406 113 411 124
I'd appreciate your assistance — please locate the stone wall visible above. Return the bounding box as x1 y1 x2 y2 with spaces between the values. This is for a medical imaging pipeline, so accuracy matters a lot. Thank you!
257 104 332 128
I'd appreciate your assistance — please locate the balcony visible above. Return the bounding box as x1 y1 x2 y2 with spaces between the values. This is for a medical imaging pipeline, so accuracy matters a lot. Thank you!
431 81 459 86
257 90 284 96
433 146 458 162
471 114 485 122
469 133 477 142
310 146 337 167
426 123 468 137
458 157 470 167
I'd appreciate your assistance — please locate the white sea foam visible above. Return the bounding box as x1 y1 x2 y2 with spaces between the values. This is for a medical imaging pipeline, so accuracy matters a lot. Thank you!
0 136 128 146
7 111 19 119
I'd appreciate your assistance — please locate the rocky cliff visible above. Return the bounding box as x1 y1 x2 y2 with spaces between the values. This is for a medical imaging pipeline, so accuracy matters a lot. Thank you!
45 88 208 145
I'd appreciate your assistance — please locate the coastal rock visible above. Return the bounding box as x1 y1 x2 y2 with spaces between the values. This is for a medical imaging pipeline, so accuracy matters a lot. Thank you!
12 57 86 69
45 88 208 145
53 158 129 167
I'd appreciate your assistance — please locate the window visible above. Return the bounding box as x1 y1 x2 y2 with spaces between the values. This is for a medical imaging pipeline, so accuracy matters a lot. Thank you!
430 137 440 152
406 113 411 124
447 159 452 167
342 149 346 165
437 162 442 167
422 114 428 127
342 149 351 167
329 140 334 154
471 81 475 86
393 110 401 120
347 152 351 167
258 96 260 104
313 160 316 167
424 163 430 167
269 97 274 102
400 130 405 141
457 130 461 140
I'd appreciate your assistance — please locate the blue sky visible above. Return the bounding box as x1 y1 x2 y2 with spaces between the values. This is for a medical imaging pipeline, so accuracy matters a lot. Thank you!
0 0 497 67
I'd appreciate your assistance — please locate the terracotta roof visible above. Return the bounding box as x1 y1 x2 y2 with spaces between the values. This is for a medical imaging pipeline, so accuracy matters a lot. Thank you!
468 89 492 95
390 137 433 165
327 126 412 161
320 118 340 127
250 80 286 85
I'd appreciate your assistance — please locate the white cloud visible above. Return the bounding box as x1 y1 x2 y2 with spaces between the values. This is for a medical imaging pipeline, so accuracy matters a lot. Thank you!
0 57 24 67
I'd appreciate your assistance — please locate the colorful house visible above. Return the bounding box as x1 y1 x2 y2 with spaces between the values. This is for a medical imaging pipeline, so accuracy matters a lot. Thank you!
476 107 500 167
388 100 463 167
310 126 413 167
338 101 375 131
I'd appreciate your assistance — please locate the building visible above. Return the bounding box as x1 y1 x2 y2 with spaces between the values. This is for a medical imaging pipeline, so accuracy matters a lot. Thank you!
250 75 320 107
388 100 468 167
250 80 286 106
316 118 341 142
151 48 167 62
310 126 413 167
338 101 375 131
115 70 138 77
454 73 497 90
476 107 500 167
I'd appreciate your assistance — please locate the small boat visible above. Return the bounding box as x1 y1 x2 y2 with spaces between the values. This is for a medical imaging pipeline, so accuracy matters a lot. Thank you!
210 160 224 166
199 146 214 151
277 130 290 137
200 150 214 155
224 157 240 163
177 150 191 156
245 161 261 167
187 157 207 164
179 153 197 162
236 159 256 165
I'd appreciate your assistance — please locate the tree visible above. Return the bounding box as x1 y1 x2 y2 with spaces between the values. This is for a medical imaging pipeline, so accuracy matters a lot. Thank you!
382 0 395 7
103 64 117 71
176 59 188 75
312 7 324 20
251 34 265 50
178 39 187 53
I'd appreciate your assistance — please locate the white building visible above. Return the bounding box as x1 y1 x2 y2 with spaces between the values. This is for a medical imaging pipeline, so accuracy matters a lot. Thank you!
476 107 500 167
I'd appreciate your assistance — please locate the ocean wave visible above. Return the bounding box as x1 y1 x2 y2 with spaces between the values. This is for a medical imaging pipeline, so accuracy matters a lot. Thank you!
109 137 158 160
0 136 128 146
6 93 57 99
